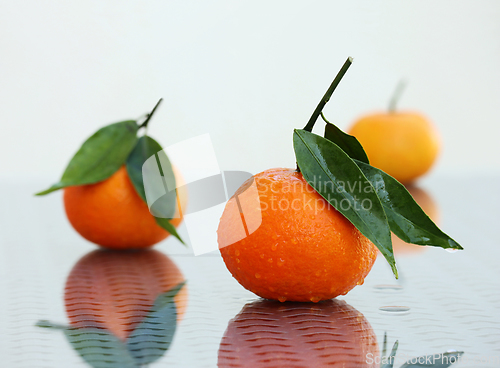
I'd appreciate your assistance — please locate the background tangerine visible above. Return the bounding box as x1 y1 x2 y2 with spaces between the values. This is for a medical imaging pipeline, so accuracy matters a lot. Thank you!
348 112 440 184
64 165 185 249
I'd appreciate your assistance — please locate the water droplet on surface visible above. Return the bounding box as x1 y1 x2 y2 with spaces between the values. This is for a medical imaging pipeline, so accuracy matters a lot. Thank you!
357 279 364 286
255 273 261 279
291 238 297 244
379 306 410 315
267 258 273 263
271 243 278 251
310 296 321 303
260 253 265 259
235 250 240 256
277 258 285 267
310 215 316 220
278 296 287 302
445 248 459 253
373 284 403 292
236 258 240 263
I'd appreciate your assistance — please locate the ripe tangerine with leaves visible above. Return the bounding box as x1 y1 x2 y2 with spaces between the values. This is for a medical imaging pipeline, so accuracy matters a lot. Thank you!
217 58 461 303
64 165 186 249
218 168 377 303
36 99 186 249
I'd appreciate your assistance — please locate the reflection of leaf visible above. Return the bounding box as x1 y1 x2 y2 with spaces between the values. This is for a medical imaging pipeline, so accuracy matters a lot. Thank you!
293 129 397 277
381 339 399 368
36 321 138 368
36 283 184 367
126 282 186 365
36 121 138 195
64 328 139 368
378 333 463 368
400 351 464 367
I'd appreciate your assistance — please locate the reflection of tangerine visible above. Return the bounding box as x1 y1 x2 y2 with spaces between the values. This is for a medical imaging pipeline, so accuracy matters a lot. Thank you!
218 299 379 367
392 185 439 255
348 112 440 184
64 249 187 341
218 168 377 302
64 166 186 249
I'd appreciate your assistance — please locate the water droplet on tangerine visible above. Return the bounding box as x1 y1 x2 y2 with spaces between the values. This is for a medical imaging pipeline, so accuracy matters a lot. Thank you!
271 243 278 251
278 296 287 302
235 249 240 256
310 296 321 303
255 273 261 279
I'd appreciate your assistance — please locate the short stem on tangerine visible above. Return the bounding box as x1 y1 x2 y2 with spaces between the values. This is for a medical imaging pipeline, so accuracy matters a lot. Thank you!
139 98 163 129
303 57 353 132
388 80 407 113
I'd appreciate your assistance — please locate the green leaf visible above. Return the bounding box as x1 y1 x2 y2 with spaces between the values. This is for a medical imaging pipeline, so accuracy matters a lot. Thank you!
36 320 139 368
293 129 397 277
126 136 184 244
354 160 463 250
324 121 369 164
155 217 185 244
36 121 138 195
126 282 185 365
400 351 464 367
126 135 177 218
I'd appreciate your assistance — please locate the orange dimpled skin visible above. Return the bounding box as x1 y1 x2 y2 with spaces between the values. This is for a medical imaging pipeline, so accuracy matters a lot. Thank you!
348 112 440 184
218 168 377 303
64 166 182 249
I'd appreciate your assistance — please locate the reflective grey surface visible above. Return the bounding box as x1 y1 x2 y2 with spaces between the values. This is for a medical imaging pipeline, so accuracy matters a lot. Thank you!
0 175 499 367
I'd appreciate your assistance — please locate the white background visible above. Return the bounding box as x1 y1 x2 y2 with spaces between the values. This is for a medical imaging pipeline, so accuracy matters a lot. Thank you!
1 0 499 180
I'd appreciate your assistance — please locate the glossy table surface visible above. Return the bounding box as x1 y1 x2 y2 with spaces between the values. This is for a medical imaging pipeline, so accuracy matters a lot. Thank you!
1 174 499 367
